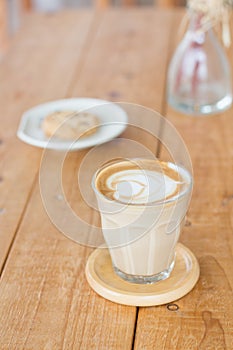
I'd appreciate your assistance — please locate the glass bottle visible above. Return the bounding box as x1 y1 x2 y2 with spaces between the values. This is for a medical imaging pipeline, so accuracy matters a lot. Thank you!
167 11 232 115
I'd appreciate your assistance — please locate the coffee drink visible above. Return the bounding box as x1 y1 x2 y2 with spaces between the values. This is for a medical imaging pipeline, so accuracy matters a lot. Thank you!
93 158 192 284
95 158 186 204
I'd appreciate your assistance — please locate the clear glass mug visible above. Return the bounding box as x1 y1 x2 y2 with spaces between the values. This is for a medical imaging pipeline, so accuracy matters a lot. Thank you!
92 157 192 284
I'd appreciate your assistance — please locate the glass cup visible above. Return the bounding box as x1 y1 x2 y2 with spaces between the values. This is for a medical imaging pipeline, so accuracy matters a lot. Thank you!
92 157 192 284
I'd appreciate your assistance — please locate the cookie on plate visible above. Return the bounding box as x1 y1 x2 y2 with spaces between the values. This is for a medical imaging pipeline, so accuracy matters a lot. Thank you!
42 111 100 140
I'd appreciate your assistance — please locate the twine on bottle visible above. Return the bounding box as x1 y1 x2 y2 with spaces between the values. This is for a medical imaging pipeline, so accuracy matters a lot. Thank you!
188 0 232 47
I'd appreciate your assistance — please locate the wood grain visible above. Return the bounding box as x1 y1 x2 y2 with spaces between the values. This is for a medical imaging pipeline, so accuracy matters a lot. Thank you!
0 8 173 349
70 8 173 154
70 9 172 109
0 8 232 350
0 11 94 270
0 0 8 58
0 174 136 349
134 11 233 350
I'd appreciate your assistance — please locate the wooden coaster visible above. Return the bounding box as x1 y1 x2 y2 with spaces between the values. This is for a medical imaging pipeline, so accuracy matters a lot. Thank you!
85 243 200 306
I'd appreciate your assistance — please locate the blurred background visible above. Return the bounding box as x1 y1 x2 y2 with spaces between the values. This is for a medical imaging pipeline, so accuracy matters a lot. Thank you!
0 0 185 58
4 0 186 32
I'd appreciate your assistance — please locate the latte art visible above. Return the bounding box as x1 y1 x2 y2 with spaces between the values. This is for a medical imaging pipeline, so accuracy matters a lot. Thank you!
106 169 178 204
95 159 189 205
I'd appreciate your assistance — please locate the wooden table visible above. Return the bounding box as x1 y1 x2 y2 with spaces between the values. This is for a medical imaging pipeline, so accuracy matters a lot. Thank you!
0 8 233 349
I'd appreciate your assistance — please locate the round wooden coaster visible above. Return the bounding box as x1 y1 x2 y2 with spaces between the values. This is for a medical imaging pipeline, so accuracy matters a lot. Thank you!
85 243 200 306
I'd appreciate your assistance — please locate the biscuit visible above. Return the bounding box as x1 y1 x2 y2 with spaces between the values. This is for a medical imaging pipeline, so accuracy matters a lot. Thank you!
42 111 99 140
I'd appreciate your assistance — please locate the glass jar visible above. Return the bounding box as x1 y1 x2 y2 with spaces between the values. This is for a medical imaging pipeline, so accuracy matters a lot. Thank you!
167 11 232 115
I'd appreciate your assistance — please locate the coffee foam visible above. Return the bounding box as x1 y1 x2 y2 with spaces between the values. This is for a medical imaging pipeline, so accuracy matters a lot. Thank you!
95 159 189 205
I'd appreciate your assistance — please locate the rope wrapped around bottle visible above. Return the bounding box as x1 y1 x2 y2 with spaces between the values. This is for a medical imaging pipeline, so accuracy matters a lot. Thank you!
188 0 232 47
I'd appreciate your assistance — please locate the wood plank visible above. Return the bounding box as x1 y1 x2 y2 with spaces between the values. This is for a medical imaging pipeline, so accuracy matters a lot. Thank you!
0 0 8 58
0 11 95 270
134 11 233 350
69 8 172 109
0 167 136 349
0 9 173 349
70 8 174 154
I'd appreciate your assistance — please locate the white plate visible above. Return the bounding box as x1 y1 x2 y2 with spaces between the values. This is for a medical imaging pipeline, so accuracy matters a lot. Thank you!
17 98 128 151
